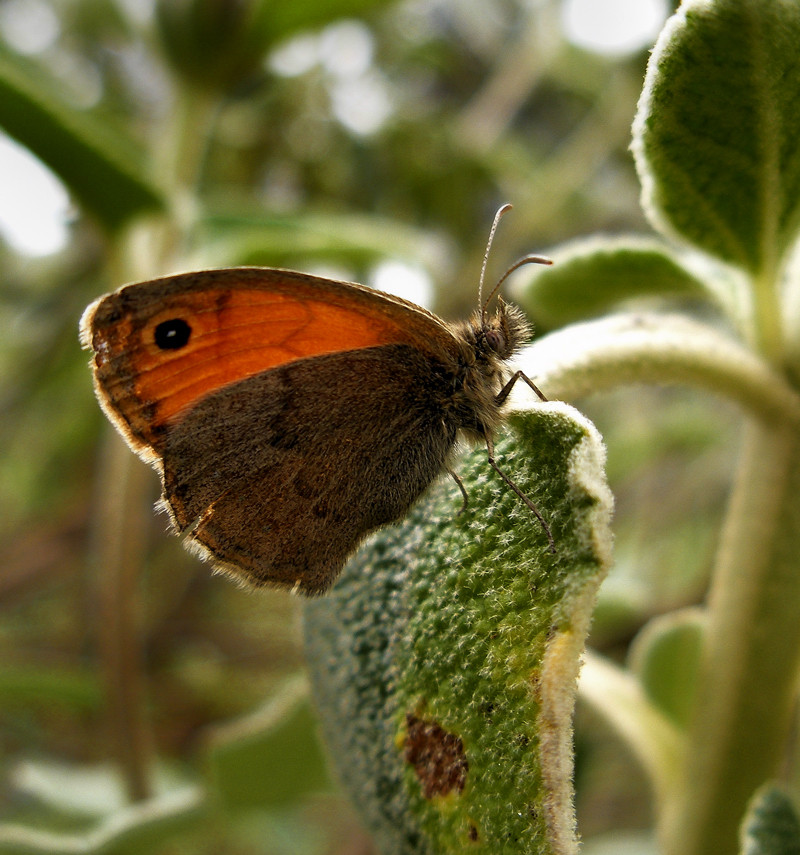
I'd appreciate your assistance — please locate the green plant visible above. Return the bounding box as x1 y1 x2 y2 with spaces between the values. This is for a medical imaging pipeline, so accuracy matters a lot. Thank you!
304 1 800 853
2 0 799 854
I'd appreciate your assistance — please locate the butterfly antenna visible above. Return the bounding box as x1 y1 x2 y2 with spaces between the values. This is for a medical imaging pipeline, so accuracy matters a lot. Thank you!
482 254 553 317
479 203 513 323
479 205 553 322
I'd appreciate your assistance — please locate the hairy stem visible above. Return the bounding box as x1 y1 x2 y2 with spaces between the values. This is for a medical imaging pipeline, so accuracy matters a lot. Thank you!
660 420 800 855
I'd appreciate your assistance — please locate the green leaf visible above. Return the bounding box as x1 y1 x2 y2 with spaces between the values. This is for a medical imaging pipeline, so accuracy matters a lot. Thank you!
304 404 613 855
578 652 683 815
0 786 205 855
0 50 163 231
0 664 101 710
515 236 717 328
156 0 394 90
740 785 800 855
155 0 276 90
263 0 394 48
628 608 704 730
632 0 800 276
203 674 332 810
193 211 446 271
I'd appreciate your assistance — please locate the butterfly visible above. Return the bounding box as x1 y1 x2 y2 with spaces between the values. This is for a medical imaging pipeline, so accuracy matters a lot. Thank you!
80 205 553 594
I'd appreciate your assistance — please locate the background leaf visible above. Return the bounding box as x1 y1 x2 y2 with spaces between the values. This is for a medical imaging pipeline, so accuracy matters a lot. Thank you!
633 0 800 276
203 675 332 810
0 51 163 231
0 785 205 855
740 785 800 855
627 608 704 730
516 236 716 327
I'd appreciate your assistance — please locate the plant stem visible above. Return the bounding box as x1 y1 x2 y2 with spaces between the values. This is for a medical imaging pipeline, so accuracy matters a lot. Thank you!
88 78 219 802
660 419 800 855
92 435 156 801
752 268 784 366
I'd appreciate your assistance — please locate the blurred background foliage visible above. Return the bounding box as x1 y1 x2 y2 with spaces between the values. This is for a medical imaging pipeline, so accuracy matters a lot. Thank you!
0 0 731 852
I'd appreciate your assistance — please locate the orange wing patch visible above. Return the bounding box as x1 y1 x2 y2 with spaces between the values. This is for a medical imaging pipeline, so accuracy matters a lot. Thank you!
87 284 415 452
134 290 410 426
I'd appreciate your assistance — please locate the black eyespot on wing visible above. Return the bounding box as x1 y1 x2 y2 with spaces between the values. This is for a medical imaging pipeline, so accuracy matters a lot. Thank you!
154 318 192 350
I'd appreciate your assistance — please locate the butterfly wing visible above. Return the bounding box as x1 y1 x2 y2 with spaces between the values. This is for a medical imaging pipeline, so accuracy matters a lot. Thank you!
80 267 456 459
81 268 461 591
164 344 457 593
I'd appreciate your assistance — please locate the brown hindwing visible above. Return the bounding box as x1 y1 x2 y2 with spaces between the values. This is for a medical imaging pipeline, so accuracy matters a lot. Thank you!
162 344 459 593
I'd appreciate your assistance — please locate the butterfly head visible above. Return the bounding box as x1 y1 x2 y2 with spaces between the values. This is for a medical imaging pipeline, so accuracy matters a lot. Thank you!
478 297 531 361
446 297 532 440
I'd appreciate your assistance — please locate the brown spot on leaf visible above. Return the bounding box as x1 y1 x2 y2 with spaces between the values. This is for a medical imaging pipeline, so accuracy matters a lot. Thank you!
404 713 468 798
468 823 479 841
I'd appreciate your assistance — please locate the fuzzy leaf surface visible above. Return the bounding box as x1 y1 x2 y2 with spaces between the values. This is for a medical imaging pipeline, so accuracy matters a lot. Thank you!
633 0 800 276
740 785 800 855
304 404 613 855
517 237 714 328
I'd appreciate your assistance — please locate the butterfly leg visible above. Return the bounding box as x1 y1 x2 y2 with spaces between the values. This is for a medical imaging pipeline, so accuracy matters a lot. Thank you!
446 466 470 514
484 434 556 554
495 370 547 405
